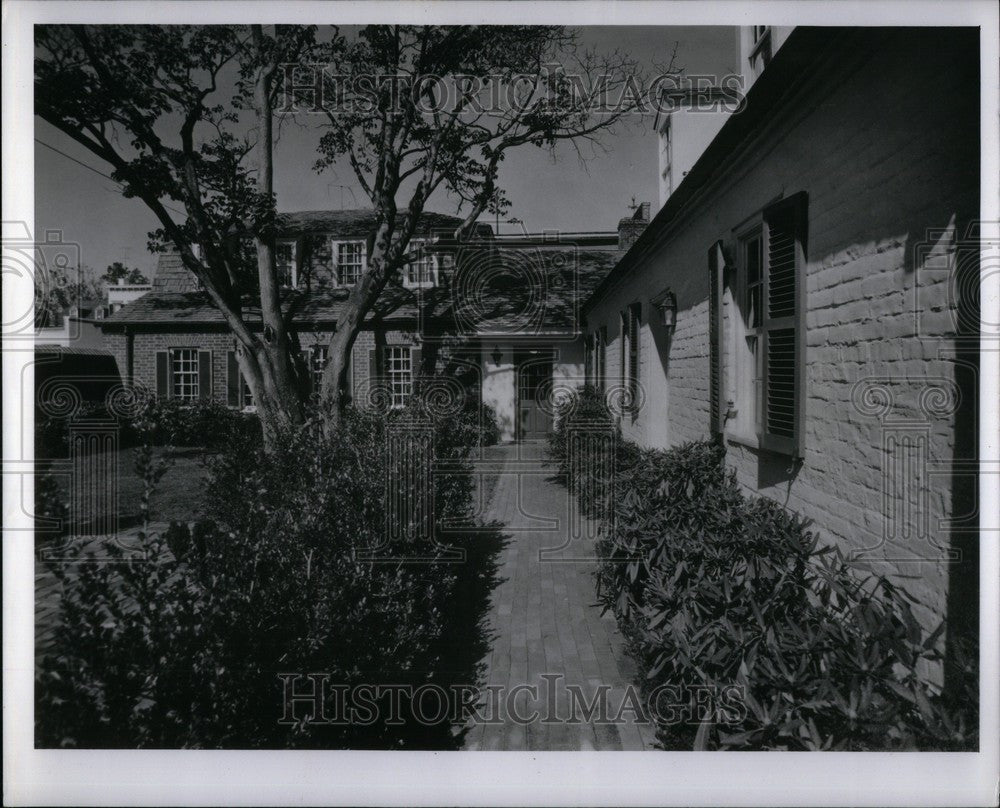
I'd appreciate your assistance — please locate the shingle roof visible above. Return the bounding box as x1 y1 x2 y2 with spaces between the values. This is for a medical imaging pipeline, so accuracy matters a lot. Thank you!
104 243 620 335
275 209 472 237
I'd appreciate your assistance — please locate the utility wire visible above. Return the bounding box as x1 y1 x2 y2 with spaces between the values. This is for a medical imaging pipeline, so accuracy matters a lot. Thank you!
35 138 188 217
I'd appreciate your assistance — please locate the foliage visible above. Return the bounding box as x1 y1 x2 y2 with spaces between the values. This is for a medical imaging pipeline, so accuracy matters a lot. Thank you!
130 398 261 449
36 406 485 748
101 261 148 285
556 433 977 751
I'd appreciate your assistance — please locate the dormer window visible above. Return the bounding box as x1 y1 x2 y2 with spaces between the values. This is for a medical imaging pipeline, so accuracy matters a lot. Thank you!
275 239 299 288
333 240 366 286
404 239 437 288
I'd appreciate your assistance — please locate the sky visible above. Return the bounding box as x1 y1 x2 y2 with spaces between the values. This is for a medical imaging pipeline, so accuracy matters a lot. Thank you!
33 26 737 280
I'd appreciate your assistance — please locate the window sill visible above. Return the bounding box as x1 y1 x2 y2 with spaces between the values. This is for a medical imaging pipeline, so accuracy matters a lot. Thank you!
724 430 760 450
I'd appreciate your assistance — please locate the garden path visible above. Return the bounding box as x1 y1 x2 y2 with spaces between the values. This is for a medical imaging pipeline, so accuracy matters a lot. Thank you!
461 441 654 751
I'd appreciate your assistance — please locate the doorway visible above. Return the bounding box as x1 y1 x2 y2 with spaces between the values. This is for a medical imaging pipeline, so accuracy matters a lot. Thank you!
515 349 554 440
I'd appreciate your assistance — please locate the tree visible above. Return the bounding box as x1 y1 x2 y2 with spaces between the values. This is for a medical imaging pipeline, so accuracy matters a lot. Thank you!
35 24 653 443
308 26 650 414
101 261 149 285
35 264 103 327
36 24 325 446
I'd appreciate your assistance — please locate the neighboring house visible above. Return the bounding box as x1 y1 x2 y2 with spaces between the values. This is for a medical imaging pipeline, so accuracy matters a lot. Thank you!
107 279 152 314
99 209 623 442
581 26 979 671
35 301 105 350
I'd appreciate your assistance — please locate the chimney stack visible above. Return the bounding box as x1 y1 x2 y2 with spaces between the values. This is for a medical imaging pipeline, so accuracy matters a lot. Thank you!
618 200 651 251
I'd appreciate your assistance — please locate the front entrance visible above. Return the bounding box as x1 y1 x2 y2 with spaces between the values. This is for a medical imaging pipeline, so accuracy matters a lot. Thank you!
515 349 554 440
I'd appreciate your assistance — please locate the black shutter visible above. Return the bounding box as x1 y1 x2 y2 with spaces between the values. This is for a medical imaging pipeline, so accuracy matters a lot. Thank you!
156 351 170 399
411 346 422 380
369 348 379 383
227 351 240 407
761 193 807 457
708 241 725 436
198 350 212 401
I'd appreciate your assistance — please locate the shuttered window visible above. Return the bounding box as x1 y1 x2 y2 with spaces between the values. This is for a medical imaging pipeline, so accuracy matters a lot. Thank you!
724 193 806 456
619 304 641 417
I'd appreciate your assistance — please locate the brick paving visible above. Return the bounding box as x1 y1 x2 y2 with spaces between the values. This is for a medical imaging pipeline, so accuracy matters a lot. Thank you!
462 442 654 751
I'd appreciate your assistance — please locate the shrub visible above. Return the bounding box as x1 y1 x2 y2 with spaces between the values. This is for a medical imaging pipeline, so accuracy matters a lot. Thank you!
562 436 977 751
129 398 260 449
36 405 482 749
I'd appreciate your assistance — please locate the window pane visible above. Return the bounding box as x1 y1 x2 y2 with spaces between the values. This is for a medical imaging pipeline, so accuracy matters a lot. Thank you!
338 242 364 285
171 348 199 401
384 346 412 408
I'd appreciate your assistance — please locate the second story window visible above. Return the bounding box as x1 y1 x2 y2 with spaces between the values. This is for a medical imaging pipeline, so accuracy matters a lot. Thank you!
749 26 773 77
275 240 298 288
334 240 366 286
405 239 436 287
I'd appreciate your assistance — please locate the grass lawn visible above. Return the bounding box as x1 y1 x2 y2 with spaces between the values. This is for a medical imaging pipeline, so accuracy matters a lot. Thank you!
50 446 213 532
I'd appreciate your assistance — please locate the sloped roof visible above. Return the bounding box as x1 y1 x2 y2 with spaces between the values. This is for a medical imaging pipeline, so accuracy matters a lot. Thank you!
275 209 472 237
104 243 620 335
152 251 199 292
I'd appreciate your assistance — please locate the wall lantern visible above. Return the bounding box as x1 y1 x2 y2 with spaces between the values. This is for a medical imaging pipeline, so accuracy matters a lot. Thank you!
491 345 503 365
652 289 678 330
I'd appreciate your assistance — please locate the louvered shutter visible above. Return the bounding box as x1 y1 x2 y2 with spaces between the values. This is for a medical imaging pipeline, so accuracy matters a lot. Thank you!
156 351 170 399
227 351 240 407
761 194 806 456
708 241 725 436
198 351 212 401
330 239 341 286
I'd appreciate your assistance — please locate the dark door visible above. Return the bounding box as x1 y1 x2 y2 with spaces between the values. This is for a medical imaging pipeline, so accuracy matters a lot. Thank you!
516 350 554 440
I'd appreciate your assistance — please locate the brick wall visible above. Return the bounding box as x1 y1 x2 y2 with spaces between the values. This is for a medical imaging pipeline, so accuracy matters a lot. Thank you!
584 29 979 645
108 326 421 406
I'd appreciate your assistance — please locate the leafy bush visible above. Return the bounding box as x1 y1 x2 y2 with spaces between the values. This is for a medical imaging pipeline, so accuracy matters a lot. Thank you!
560 435 977 751
36 405 483 749
129 398 261 449
35 402 141 459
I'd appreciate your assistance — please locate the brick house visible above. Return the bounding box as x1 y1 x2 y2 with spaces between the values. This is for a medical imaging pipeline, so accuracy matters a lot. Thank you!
100 209 622 442
581 27 980 666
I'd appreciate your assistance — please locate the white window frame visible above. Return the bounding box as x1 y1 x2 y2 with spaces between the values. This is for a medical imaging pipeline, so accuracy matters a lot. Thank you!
384 346 413 409
403 238 438 288
171 347 200 401
332 239 367 287
725 217 764 446
724 195 806 456
275 239 299 288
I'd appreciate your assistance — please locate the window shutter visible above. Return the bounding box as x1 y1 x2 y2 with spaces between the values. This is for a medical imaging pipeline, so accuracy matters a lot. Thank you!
227 351 240 407
156 351 170 399
198 350 212 401
330 239 341 286
369 348 379 385
761 193 807 456
411 346 422 380
708 241 725 435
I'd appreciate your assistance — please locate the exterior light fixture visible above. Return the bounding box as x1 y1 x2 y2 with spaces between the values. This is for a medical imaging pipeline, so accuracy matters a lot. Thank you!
491 345 503 365
652 289 677 329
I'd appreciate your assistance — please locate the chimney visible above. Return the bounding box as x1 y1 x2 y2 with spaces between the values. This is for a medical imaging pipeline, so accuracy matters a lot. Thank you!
618 201 650 251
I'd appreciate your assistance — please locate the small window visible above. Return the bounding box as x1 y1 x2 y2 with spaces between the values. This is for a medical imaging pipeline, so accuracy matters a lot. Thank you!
241 376 254 408
275 240 298 288
335 241 366 286
384 346 413 408
171 348 199 401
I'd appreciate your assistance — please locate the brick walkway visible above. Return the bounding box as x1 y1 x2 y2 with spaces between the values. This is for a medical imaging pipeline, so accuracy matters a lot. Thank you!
462 442 654 751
